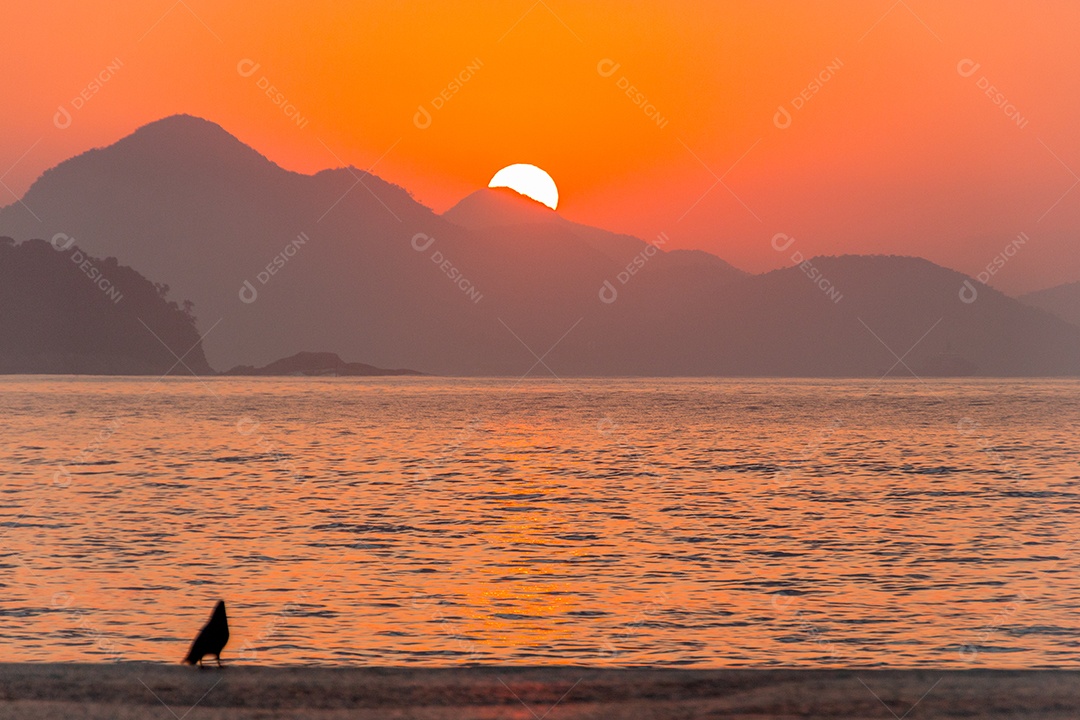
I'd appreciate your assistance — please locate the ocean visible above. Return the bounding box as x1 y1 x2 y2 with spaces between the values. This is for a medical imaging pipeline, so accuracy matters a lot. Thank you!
1 377 1077 667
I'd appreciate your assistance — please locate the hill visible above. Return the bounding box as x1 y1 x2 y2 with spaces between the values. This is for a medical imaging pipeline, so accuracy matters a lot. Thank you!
1020 281 1080 329
224 351 421 376
1 115 1077 376
0 238 212 374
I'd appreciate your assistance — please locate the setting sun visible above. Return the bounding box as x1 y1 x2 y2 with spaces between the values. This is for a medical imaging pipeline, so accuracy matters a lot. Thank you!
488 164 559 210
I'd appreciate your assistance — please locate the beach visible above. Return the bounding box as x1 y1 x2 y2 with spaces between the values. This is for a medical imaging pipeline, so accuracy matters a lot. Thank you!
0 665 1076 719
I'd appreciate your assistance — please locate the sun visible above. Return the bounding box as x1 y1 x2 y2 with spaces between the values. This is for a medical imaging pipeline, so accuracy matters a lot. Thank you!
488 164 559 210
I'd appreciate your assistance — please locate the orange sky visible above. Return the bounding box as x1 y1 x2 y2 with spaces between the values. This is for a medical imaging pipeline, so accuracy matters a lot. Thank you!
2 0 1079 292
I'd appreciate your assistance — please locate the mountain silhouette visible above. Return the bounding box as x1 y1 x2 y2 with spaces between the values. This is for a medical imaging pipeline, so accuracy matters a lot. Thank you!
224 351 421 376
1020 281 1080 329
0 237 212 374
445 187 748 280
0 115 490 373
1 115 1078 376
443 186 561 228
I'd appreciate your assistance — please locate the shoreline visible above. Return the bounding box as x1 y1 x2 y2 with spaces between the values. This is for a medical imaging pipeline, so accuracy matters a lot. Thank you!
0 665 1076 718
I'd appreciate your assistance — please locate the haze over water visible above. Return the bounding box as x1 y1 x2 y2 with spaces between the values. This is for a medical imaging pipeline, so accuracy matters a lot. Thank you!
2 377 1077 667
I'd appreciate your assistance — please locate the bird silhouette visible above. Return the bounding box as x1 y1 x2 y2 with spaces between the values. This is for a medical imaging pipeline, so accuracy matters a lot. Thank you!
183 600 229 667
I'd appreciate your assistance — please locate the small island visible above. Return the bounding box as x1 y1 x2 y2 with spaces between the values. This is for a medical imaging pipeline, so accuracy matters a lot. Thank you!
222 351 423 377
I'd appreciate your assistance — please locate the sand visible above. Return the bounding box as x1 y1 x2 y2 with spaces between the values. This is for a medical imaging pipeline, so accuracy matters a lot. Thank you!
0 664 1075 719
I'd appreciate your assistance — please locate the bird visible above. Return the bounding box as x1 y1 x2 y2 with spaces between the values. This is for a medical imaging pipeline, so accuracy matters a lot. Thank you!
183 600 230 668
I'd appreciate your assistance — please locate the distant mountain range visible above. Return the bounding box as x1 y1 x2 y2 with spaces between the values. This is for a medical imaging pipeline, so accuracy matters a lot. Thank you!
1 114 1078 376
1020 281 1080 329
